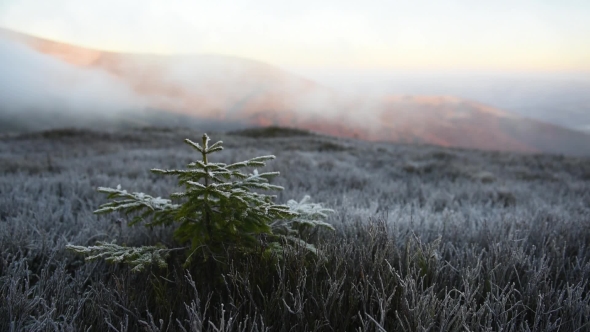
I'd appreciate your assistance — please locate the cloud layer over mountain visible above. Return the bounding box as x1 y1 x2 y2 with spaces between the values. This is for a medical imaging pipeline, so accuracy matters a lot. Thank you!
2 27 590 156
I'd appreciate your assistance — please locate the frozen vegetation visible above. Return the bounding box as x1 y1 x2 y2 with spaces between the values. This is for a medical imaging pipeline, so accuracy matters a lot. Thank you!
1 126 590 331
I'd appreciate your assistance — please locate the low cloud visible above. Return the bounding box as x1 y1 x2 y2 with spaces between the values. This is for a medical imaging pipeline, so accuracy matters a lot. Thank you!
0 37 147 129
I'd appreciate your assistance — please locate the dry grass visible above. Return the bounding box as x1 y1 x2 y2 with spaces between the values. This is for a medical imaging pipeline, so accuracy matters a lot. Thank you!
1 127 589 331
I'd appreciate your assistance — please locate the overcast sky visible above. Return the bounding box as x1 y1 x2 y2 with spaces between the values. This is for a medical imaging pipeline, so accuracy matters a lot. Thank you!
1 0 589 72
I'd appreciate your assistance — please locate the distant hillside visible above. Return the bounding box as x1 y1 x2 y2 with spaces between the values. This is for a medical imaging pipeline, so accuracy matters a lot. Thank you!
2 27 590 155
357 74 590 134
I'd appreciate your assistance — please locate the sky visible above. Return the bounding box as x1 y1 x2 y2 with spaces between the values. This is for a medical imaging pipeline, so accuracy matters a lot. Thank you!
0 0 589 73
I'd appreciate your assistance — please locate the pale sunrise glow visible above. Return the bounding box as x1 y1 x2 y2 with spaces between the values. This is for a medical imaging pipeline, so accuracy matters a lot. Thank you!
1 0 589 72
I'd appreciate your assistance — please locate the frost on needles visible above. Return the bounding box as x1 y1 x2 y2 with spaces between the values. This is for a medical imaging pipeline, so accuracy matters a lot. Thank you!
67 134 334 271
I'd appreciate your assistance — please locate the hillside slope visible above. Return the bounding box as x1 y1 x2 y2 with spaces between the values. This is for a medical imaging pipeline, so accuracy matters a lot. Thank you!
2 27 590 155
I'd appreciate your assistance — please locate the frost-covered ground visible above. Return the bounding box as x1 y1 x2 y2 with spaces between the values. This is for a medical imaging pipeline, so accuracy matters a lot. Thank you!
1 127 590 331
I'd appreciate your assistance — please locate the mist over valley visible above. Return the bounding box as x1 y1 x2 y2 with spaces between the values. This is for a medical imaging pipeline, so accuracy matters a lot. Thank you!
2 27 590 156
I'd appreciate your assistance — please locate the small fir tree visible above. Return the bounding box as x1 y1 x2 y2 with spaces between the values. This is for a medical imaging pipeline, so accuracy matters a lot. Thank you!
67 134 333 271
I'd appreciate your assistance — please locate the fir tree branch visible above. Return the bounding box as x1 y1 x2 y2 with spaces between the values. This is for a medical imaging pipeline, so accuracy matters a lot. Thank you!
94 186 180 215
66 242 179 272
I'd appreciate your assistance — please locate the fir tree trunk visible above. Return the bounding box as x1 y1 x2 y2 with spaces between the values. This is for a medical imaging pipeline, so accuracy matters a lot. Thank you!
201 134 213 242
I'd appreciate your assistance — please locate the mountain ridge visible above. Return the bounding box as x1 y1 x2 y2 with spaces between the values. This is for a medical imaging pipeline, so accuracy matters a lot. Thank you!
2 27 589 156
